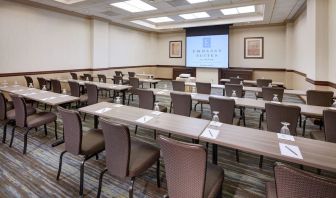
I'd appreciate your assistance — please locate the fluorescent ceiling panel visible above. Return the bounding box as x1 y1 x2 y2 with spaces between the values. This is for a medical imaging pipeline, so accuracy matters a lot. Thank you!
186 0 211 4
221 5 255 15
179 12 210 20
147 17 174 23
111 0 157 13
53 0 86 4
131 20 156 29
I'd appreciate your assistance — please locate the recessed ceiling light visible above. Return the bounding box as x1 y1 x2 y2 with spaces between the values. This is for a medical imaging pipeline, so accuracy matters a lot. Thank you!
147 17 174 23
179 12 210 20
111 0 157 13
186 0 212 4
53 0 86 4
237 5 255 13
221 5 255 15
131 20 156 29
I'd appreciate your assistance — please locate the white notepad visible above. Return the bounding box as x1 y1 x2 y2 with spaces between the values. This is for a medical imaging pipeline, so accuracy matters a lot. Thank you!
113 104 123 108
209 121 222 127
136 116 153 123
23 92 37 96
201 128 219 139
59 95 68 97
277 133 295 141
41 97 55 101
279 143 303 159
151 111 163 115
95 107 112 114
157 91 165 94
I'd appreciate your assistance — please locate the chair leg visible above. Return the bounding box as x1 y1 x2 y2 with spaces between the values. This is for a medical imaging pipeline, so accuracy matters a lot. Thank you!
169 101 172 113
153 129 157 140
259 155 263 168
44 124 48 136
135 125 138 135
128 94 131 105
23 128 31 154
258 113 263 129
97 168 108 198
79 158 87 197
299 115 302 127
194 102 199 111
201 103 203 112
56 151 67 180
54 121 58 140
96 154 99 160
2 121 9 143
9 126 16 147
83 113 86 121
156 159 161 188
317 169 321 175
235 149 240 163
129 177 135 198
302 118 307 137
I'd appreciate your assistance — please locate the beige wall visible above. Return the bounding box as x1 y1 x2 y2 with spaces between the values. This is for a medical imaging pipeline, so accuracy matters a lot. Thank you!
328 0 336 84
157 32 186 66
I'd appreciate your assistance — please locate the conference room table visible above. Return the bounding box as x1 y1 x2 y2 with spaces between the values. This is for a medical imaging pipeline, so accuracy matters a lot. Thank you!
78 102 210 140
200 122 336 173
220 78 284 87
0 84 79 106
92 76 161 88
151 89 328 117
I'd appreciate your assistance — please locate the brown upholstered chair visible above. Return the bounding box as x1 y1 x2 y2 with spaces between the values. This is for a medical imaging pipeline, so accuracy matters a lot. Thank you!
24 76 34 87
70 72 78 80
128 71 136 77
259 103 300 168
225 84 244 97
310 109 336 142
97 119 160 198
0 93 36 143
229 77 243 85
83 73 93 81
51 79 61 94
256 79 273 99
303 90 334 136
68 81 87 107
159 136 224 198
56 107 105 197
37 77 49 90
115 70 123 77
113 75 124 85
194 82 211 112
170 92 201 118
172 80 185 92
136 89 167 139
127 77 139 105
97 74 107 83
10 95 57 154
266 162 336 198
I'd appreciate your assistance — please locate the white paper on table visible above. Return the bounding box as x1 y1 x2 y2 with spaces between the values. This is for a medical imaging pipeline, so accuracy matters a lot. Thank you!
95 107 112 114
279 143 303 159
209 121 222 127
151 111 163 115
113 104 123 108
40 91 47 93
23 92 37 96
157 91 165 94
48 97 56 100
136 116 153 123
12 89 23 93
201 128 219 139
59 95 68 97
277 133 295 141
271 101 281 104
329 107 336 110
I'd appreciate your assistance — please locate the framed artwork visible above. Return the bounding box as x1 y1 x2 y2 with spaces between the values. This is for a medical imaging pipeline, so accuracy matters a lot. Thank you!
244 37 264 59
169 41 182 58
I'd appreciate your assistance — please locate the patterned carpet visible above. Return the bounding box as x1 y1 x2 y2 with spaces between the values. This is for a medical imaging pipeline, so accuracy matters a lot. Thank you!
0 80 335 198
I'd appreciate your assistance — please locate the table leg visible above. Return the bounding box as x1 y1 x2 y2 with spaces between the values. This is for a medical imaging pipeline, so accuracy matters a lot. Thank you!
212 144 218 165
150 83 152 88
122 90 126 105
94 115 99 129
153 83 157 89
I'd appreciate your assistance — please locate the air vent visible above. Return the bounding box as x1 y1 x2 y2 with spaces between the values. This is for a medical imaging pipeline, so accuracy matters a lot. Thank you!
166 0 190 7
101 11 119 17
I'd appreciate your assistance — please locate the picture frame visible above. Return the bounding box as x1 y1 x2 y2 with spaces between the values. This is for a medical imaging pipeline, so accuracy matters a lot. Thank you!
244 37 264 59
169 41 182 58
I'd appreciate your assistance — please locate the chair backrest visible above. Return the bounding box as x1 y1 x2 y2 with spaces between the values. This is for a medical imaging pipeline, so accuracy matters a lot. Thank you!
159 136 207 198
51 79 61 93
172 80 185 92
113 76 123 84
262 87 284 102
58 107 82 155
128 72 135 78
24 76 33 87
137 89 155 110
115 71 123 77
11 94 27 128
79 75 85 81
323 109 336 143
256 79 272 87
129 77 140 93
273 162 336 198
170 92 192 117
265 103 300 135
306 90 334 107
83 73 93 81
37 77 47 90
100 118 130 178
225 84 243 97
68 81 80 97
0 92 7 120
97 74 106 83
85 83 98 105
229 77 243 85
209 96 235 124
70 72 78 80
196 82 211 94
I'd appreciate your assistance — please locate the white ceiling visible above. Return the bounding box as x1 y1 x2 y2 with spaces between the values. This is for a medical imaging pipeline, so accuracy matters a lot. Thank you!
27 0 306 32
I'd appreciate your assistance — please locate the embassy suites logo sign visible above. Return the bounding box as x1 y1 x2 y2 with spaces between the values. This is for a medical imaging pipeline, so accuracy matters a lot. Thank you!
192 37 222 58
